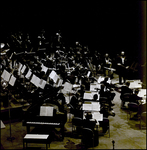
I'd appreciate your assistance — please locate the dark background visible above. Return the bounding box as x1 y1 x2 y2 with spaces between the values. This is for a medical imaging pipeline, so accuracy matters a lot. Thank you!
0 1 146 63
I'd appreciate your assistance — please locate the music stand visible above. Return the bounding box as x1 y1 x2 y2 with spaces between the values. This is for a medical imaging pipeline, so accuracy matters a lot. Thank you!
7 91 15 141
1 70 16 142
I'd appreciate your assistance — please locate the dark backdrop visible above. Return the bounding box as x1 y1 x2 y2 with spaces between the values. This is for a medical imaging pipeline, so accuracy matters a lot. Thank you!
1 1 145 63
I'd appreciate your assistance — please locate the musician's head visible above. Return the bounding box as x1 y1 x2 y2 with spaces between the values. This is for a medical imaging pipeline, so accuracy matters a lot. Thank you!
85 112 92 120
105 53 109 58
125 81 130 87
121 51 125 56
93 94 98 101
134 89 139 95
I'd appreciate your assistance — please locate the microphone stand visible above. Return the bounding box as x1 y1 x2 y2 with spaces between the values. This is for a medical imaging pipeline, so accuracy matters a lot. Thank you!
112 140 115 150
7 89 15 141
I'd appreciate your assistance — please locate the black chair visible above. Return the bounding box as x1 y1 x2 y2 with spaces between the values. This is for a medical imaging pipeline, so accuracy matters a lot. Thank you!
127 102 139 120
140 112 146 130
99 117 110 138
81 128 94 148
121 93 133 108
72 117 83 136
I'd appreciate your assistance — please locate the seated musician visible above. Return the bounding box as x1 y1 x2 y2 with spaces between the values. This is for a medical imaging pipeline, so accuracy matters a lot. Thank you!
133 103 146 120
83 112 99 146
83 112 97 130
120 82 133 108
77 84 85 100
103 53 113 77
99 84 115 107
69 92 83 117
56 93 66 112
130 89 142 104
100 76 113 90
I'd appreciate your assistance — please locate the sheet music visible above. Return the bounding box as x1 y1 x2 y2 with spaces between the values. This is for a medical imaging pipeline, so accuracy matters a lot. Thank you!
30 74 40 87
87 71 91 77
0 120 5 128
90 83 99 91
92 112 103 121
9 75 16 86
39 79 47 89
1 69 11 82
91 102 100 111
40 106 54 116
49 70 59 83
25 69 32 79
83 91 93 99
41 64 48 74
138 89 146 98
84 91 99 100
63 82 73 92
83 104 92 110
54 78 63 87
18 62 23 72
97 76 105 83
129 80 142 89
21 65 26 74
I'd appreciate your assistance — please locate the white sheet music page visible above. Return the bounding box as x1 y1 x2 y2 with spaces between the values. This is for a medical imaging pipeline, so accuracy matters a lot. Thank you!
25 69 32 79
1 69 11 82
18 62 23 75
63 82 73 92
82 104 92 111
39 79 46 89
91 102 100 111
83 91 93 100
30 74 40 87
20 65 26 74
90 83 99 91
97 76 105 83
87 71 91 77
9 75 16 86
0 120 5 128
93 112 103 121
40 106 54 116
49 70 59 83
41 64 48 74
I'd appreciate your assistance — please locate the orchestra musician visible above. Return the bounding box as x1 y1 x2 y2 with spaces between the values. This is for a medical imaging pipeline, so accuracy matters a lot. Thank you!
103 53 114 78
117 51 129 84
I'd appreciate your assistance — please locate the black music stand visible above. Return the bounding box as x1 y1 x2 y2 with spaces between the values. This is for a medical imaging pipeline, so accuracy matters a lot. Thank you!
2 76 15 142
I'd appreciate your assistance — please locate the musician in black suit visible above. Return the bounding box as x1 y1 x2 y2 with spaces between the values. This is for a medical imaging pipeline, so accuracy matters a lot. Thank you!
120 82 133 107
117 51 129 84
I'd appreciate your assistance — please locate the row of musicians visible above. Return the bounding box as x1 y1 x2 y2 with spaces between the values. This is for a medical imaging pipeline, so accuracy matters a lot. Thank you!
120 81 146 120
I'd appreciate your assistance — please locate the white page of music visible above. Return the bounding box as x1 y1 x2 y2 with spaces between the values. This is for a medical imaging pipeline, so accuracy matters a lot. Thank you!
83 91 93 100
92 112 103 121
18 63 23 72
25 69 32 79
41 64 48 74
97 76 105 83
138 89 146 98
90 83 99 91
21 65 26 74
9 75 16 86
82 103 92 111
39 79 47 89
40 106 54 116
1 70 11 82
91 102 100 111
49 70 59 83
87 71 91 77
30 74 40 87
63 82 73 92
